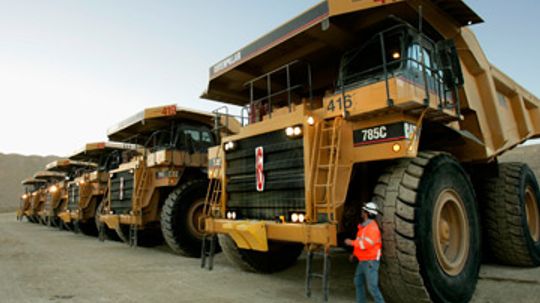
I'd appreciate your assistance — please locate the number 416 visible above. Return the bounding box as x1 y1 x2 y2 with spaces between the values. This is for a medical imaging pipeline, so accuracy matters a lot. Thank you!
327 95 352 112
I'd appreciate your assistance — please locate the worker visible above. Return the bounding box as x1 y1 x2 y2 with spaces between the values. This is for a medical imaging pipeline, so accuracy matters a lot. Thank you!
345 202 384 303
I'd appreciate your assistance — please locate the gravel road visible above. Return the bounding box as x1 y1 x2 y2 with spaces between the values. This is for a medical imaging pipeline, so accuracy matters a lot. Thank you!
1 213 539 303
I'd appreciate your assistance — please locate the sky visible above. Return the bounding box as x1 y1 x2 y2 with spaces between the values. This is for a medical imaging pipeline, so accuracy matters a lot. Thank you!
0 0 539 156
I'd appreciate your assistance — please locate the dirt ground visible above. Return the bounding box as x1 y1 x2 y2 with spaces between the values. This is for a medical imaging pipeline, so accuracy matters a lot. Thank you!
1 213 539 303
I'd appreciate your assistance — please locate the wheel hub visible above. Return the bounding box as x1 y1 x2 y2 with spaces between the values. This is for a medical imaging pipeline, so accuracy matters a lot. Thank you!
432 189 469 276
525 186 540 242
439 219 450 243
187 198 206 240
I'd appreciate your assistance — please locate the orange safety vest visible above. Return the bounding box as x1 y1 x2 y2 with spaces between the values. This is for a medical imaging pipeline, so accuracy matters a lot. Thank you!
353 220 382 261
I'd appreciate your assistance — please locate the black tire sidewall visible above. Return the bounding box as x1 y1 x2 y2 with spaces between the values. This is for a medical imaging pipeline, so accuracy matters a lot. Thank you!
219 234 303 273
162 179 208 256
520 166 540 264
416 156 480 303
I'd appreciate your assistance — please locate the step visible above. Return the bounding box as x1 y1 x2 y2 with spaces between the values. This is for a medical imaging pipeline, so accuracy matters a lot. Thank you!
320 145 336 150
309 273 325 279
314 183 333 188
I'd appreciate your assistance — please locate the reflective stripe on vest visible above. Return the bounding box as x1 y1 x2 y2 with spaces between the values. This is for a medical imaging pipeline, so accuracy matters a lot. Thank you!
354 220 382 261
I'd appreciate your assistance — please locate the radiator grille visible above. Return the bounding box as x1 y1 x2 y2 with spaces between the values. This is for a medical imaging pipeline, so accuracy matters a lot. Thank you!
109 171 134 214
226 129 305 220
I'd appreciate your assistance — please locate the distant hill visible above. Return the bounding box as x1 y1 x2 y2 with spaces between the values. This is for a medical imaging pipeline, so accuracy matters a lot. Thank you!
0 153 59 213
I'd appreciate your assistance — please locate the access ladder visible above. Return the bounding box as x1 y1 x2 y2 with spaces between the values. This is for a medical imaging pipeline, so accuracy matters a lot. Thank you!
201 150 223 270
309 117 343 223
129 162 149 247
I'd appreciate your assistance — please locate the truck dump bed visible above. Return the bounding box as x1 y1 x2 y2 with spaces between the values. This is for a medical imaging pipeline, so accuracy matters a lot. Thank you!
203 0 540 161
107 104 240 143
45 159 97 173
68 142 142 163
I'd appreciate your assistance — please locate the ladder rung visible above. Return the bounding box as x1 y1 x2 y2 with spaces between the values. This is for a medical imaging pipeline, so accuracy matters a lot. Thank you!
314 184 332 188
320 145 336 150
309 251 329 256
309 273 325 279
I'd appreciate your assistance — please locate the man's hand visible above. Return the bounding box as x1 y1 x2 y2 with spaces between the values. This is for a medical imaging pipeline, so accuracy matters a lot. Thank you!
349 254 355 263
344 238 354 246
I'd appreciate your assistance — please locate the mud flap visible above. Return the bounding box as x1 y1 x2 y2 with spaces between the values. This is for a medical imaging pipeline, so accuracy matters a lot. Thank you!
222 221 268 251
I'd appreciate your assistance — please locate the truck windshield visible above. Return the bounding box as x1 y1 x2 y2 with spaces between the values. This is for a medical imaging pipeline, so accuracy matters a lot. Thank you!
146 124 215 153
340 30 404 88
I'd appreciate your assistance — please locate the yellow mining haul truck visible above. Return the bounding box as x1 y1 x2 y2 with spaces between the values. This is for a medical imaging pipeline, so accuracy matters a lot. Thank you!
18 178 47 222
32 171 66 225
201 1 540 302
57 142 142 236
41 159 97 229
100 104 239 255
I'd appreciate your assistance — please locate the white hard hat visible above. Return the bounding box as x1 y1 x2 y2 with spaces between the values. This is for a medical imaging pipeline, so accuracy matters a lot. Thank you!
362 202 379 215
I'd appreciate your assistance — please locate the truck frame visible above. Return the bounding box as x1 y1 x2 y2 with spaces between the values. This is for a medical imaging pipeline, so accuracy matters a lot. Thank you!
31 171 66 225
18 178 47 222
41 159 97 228
57 141 142 236
201 1 540 302
99 104 239 256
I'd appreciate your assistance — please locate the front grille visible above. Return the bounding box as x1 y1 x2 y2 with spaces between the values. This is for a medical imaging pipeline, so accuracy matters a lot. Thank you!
110 171 134 214
226 129 305 220
67 183 79 211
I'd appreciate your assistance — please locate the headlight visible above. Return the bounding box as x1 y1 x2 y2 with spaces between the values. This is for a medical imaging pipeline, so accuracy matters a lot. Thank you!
22 194 28 199
285 127 294 137
290 212 306 223
226 211 237 220
224 141 236 151
79 180 85 186
307 116 315 126
32 192 37 196
49 185 58 193
285 125 303 138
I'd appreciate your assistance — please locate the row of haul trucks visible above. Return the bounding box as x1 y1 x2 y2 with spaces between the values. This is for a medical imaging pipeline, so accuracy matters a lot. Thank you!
17 1 540 302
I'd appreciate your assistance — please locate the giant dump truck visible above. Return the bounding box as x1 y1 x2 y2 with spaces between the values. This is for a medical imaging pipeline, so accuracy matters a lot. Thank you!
40 159 97 228
201 1 540 302
57 141 142 236
32 171 66 225
18 178 47 222
100 104 239 255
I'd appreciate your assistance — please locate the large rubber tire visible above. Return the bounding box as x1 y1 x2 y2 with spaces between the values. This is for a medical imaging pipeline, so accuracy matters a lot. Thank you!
115 224 163 247
161 179 210 257
476 162 540 266
374 152 480 303
218 234 303 273
77 221 98 236
49 216 60 228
